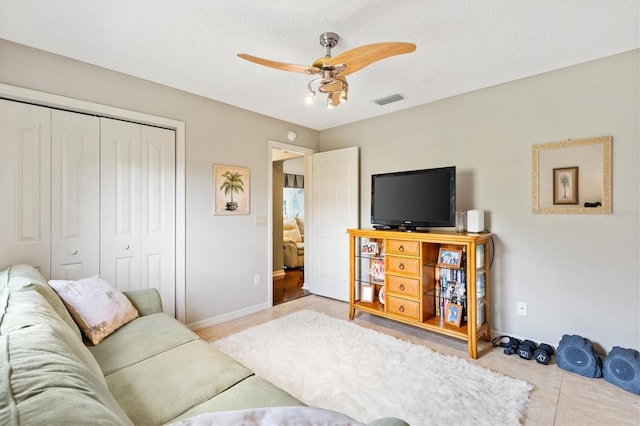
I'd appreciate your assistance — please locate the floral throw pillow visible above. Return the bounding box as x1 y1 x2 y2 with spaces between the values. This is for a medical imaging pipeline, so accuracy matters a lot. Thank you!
48 276 139 345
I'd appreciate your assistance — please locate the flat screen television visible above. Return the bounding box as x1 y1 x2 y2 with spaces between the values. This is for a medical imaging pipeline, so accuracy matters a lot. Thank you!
371 166 456 231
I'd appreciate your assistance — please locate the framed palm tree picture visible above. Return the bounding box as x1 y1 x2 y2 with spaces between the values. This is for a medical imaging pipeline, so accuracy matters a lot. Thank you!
213 164 250 215
553 166 578 205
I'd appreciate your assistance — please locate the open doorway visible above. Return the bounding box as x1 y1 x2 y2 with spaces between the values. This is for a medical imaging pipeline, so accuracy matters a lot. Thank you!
269 141 315 306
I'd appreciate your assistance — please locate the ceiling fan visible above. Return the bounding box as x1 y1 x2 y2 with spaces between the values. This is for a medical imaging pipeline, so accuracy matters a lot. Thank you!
237 32 416 109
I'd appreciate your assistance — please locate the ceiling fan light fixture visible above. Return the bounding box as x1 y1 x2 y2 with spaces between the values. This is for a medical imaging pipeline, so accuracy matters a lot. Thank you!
325 98 334 109
238 32 415 111
305 89 316 105
307 75 348 108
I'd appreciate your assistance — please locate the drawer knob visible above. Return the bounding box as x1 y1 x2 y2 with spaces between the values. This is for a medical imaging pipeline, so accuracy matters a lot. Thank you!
399 245 405 252
399 305 405 313
399 283 405 291
399 262 405 270
69 249 78 255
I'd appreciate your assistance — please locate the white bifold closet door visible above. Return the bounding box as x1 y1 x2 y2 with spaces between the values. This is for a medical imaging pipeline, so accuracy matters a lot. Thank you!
100 118 176 316
50 110 100 280
0 100 52 276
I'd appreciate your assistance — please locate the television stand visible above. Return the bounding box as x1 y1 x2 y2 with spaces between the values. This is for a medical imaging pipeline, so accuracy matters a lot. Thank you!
347 228 492 359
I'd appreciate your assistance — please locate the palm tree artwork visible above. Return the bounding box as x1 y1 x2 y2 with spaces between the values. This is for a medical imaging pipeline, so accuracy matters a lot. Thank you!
552 166 578 205
214 164 250 214
220 170 245 211
559 173 570 199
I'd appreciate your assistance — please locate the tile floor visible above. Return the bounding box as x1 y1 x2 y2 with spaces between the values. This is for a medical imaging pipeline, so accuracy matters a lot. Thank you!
196 295 640 425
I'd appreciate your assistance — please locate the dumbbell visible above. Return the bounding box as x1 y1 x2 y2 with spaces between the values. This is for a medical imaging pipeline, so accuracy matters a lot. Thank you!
503 337 521 355
491 335 521 355
534 343 555 365
518 339 537 360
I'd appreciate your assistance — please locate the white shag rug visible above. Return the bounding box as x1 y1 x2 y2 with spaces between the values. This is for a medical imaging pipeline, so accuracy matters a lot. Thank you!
213 310 532 425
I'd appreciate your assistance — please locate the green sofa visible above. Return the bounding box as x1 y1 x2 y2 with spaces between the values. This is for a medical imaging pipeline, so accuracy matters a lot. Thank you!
1 264 407 425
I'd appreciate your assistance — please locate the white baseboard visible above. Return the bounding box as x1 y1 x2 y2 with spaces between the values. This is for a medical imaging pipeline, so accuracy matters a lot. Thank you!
187 301 270 331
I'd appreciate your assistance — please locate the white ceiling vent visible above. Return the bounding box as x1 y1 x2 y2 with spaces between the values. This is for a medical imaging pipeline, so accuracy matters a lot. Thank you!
373 94 404 106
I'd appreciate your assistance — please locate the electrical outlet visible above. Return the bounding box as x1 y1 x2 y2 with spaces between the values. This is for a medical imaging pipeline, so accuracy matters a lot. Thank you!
517 301 528 316
253 274 261 286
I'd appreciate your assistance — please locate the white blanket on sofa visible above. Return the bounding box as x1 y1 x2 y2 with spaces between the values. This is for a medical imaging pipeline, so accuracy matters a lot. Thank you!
171 406 364 426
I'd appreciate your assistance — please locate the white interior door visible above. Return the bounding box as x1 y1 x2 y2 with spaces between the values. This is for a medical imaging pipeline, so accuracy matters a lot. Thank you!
100 118 177 316
50 110 100 280
140 125 176 316
0 100 51 275
307 146 359 301
100 118 142 290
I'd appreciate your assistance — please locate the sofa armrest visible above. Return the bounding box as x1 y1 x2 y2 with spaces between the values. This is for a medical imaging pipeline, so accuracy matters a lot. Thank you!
122 288 163 316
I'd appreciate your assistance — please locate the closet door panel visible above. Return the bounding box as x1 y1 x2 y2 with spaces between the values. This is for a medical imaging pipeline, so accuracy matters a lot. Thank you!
51 110 100 280
100 118 141 290
0 100 51 275
141 125 176 315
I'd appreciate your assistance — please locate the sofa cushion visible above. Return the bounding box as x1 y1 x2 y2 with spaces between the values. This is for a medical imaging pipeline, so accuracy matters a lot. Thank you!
0 323 132 426
106 340 255 425
168 375 304 423
0 264 81 338
89 312 200 375
49 276 139 345
1 289 105 381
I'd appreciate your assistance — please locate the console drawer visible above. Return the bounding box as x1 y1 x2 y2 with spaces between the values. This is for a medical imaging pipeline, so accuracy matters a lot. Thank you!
386 296 420 321
387 240 420 256
386 256 420 276
386 275 420 298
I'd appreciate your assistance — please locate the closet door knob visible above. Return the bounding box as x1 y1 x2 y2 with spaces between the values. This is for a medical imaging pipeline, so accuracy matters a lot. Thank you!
69 249 78 255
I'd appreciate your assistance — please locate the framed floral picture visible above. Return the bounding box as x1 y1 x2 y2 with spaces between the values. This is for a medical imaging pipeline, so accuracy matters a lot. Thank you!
553 166 579 205
213 164 250 215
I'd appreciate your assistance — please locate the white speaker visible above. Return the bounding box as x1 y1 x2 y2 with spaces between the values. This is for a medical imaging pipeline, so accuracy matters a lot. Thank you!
466 210 485 232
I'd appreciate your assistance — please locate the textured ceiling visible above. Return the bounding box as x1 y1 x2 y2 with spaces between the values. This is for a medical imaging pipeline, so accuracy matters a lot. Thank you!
1 0 638 130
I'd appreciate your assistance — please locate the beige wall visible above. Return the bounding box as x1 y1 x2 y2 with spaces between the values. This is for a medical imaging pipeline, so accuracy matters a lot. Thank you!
320 50 640 352
2 37 638 352
0 39 319 326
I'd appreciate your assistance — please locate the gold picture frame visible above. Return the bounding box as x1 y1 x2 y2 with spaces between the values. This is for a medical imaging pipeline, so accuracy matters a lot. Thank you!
532 136 612 214
553 166 579 205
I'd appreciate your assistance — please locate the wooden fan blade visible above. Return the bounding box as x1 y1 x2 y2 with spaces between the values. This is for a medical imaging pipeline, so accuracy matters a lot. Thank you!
330 92 342 107
327 42 416 76
237 53 319 74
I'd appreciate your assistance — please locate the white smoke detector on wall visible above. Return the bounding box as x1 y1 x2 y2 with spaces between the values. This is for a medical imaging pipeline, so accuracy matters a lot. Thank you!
287 131 297 142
